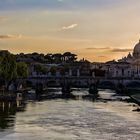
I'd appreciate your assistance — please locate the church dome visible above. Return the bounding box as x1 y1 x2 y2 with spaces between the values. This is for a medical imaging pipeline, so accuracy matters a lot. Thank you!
133 40 140 59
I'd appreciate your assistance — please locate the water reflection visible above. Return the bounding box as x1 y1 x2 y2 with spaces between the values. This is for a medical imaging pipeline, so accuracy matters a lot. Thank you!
0 89 139 140
0 101 26 130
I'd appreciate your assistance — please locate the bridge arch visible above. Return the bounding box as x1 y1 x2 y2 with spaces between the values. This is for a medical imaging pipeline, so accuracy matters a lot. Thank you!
125 81 140 88
70 80 81 88
98 81 116 89
47 80 60 87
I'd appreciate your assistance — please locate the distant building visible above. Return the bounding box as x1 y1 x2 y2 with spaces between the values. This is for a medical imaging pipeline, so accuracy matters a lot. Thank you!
91 40 140 78
117 40 140 77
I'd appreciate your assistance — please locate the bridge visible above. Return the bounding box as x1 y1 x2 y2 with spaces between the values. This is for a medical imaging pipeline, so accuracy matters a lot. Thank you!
19 76 140 91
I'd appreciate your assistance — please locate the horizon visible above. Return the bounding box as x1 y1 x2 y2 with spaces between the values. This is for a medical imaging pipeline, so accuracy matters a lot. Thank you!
0 49 132 63
0 0 140 62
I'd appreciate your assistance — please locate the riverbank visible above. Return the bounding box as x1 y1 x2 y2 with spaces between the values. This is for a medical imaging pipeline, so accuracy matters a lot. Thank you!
0 92 17 101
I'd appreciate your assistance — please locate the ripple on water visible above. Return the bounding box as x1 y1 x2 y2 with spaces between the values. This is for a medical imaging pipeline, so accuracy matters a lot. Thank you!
0 97 140 140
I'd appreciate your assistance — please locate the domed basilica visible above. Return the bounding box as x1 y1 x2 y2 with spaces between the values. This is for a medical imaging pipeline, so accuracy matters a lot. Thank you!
119 40 140 63
92 40 140 78
133 40 140 59
104 40 140 78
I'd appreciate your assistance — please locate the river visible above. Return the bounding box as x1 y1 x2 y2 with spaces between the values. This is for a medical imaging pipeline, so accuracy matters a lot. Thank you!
0 89 140 140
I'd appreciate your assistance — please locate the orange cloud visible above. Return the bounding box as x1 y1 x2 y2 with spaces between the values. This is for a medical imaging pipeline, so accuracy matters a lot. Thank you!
86 47 133 53
0 34 22 40
86 47 110 50
111 48 133 52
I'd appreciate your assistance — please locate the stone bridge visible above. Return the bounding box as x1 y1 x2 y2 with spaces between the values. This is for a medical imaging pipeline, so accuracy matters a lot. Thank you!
20 76 140 90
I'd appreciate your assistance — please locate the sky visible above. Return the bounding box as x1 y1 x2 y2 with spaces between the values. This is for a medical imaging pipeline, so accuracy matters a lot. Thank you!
0 0 140 62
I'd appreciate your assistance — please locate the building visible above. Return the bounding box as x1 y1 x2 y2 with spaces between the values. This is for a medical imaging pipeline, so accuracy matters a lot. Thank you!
91 40 140 78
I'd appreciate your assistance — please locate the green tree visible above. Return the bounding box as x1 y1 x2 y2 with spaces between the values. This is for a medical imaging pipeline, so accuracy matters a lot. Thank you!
63 52 77 63
17 62 28 78
50 66 57 75
52 53 62 63
34 64 48 75
0 51 17 88
44 54 53 63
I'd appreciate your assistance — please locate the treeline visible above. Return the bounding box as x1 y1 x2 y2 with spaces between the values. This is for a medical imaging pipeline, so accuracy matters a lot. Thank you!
0 51 28 89
0 51 78 89
16 52 77 64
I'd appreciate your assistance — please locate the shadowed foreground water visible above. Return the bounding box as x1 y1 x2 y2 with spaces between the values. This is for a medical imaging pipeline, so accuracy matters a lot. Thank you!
0 89 140 140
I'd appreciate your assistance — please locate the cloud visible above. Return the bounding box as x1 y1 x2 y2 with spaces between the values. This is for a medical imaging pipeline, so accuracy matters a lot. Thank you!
0 16 8 21
62 24 78 30
86 47 133 53
111 48 133 52
0 34 22 40
86 47 111 50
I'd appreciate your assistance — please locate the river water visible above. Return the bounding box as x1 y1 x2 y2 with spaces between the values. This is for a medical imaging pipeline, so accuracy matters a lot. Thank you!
0 89 140 140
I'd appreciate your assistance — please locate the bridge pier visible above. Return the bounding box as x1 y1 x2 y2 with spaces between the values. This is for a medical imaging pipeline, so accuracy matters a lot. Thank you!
61 85 72 98
61 79 74 98
89 83 98 95
35 83 43 99
115 83 126 95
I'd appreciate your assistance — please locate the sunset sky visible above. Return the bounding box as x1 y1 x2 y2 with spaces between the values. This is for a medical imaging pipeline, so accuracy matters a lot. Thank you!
0 0 140 62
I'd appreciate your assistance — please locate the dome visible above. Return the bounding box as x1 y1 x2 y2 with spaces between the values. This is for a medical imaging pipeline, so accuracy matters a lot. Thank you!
133 40 140 59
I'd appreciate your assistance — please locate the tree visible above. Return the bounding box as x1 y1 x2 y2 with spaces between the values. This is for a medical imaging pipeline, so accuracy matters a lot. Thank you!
52 53 62 63
44 54 53 63
0 51 17 88
50 66 57 75
34 64 48 75
17 62 28 78
63 52 77 63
